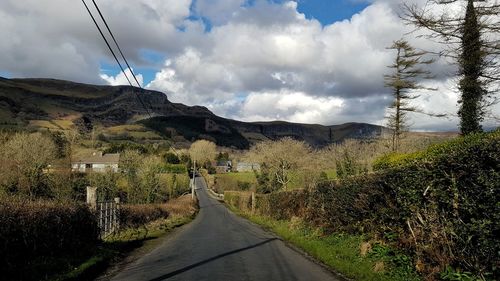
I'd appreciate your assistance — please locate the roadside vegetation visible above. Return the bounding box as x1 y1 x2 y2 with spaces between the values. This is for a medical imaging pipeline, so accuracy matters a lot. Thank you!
0 190 196 281
54 195 197 281
0 129 197 280
223 131 499 281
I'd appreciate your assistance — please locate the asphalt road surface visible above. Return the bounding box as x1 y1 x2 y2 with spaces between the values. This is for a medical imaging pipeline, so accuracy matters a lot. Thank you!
110 177 339 281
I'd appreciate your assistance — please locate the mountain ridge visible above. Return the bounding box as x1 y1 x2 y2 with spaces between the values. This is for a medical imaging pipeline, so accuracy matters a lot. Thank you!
0 77 387 148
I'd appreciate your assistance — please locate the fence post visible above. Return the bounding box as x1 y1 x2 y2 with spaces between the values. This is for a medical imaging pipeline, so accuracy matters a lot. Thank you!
114 197 120 231
86 186 97 210
251 192 256 214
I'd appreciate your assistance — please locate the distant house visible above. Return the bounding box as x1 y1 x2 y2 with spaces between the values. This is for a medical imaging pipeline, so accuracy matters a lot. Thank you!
215 160 232 174
72 152 120 173
236 162 260 172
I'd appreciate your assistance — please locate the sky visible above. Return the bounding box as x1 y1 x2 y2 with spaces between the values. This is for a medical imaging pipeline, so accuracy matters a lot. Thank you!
0 0 498 131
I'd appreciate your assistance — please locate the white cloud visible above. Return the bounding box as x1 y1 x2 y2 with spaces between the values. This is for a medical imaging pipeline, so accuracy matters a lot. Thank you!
0 0 192 83
100 68 144 87
1 0 498 130
238 90 344 124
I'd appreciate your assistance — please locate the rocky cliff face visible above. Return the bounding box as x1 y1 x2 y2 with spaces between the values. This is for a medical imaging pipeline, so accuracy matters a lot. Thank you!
0 77 387 148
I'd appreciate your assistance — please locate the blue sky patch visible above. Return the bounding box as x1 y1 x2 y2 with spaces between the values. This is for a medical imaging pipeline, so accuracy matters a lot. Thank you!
296 0 370 25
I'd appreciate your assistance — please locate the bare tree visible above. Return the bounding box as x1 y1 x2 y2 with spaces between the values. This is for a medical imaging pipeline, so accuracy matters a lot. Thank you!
384 39 435 151
189 140 217 166
247 138 311 191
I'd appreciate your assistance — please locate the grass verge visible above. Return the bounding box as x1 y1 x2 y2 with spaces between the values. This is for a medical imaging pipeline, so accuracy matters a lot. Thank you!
230 207 421 281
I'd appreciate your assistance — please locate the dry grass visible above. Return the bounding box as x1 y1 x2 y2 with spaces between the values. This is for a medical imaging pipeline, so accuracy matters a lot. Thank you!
165 194 197 217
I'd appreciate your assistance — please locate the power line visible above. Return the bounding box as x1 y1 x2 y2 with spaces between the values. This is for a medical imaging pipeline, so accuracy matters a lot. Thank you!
81 0 152 118
90 0 142 88
81 0 132 86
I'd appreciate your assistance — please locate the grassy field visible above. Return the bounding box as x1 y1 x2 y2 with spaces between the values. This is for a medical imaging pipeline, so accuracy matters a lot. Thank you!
103 124 164 140
234 211 421 281
214 172 258 192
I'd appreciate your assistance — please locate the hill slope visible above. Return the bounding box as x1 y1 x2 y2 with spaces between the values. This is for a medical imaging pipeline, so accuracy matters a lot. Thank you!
0 77 387 148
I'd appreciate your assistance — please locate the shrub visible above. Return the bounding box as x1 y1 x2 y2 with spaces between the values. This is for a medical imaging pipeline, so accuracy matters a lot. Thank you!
160 163 187 174
258 189 309 220
119 204 169 229
224 191 253 212
307 175 400 234
0 197 98 279
159 173 190 198
164 152 180 164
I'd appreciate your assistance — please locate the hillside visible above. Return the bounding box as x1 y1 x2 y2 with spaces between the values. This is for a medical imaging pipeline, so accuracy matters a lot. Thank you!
0 77 387 148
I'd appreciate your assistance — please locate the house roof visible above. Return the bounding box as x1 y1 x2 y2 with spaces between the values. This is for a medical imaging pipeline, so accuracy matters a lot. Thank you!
73 153 120 164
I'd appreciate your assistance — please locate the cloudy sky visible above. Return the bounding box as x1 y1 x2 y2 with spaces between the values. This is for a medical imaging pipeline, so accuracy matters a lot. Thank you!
0 0 498 131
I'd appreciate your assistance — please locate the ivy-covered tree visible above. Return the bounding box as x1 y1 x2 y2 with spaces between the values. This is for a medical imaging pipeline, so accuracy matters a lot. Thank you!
403 0 499 134
458 0 485 134
384 39 434 151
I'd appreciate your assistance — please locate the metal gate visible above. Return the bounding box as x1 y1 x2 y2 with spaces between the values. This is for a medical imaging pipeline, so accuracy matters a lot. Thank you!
97 199 120 238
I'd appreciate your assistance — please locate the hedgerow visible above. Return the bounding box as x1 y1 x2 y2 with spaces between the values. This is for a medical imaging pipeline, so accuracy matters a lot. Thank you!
227 131 500 279
0 198 98 279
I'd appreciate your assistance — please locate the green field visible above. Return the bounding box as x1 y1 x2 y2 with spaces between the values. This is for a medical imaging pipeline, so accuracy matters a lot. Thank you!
103 124 164 140
214 172 257 192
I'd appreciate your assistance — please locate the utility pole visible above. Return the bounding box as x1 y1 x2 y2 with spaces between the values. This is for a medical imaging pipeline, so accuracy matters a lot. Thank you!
191 159 196 200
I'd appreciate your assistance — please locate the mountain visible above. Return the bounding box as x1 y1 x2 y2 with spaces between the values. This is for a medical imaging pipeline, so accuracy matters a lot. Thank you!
0 77 387 148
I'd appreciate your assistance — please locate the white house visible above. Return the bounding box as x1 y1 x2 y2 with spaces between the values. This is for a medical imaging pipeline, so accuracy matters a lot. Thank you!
236 162 260 172
72 152 120 173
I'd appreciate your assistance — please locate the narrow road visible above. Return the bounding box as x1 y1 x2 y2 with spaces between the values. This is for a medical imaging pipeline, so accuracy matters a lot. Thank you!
110 177 339 281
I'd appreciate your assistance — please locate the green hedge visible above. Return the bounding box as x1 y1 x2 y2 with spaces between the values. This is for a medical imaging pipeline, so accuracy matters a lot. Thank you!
230 131 500 279
0 198 98 279
256 189 309 220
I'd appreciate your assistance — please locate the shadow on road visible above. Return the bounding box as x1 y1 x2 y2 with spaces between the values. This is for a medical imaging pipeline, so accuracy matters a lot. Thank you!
147 238 278 281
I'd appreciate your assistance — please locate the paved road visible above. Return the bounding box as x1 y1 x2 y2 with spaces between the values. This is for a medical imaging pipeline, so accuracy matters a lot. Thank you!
110 177 339 281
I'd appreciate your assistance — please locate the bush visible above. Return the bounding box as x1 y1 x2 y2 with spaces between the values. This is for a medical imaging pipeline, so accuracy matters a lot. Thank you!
0 197 98 279
159 173 191 198
307 176 400 234
119 204 169 229
164 152 180 164
224 191 253 212
257 189 309 220
160 163 187 174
